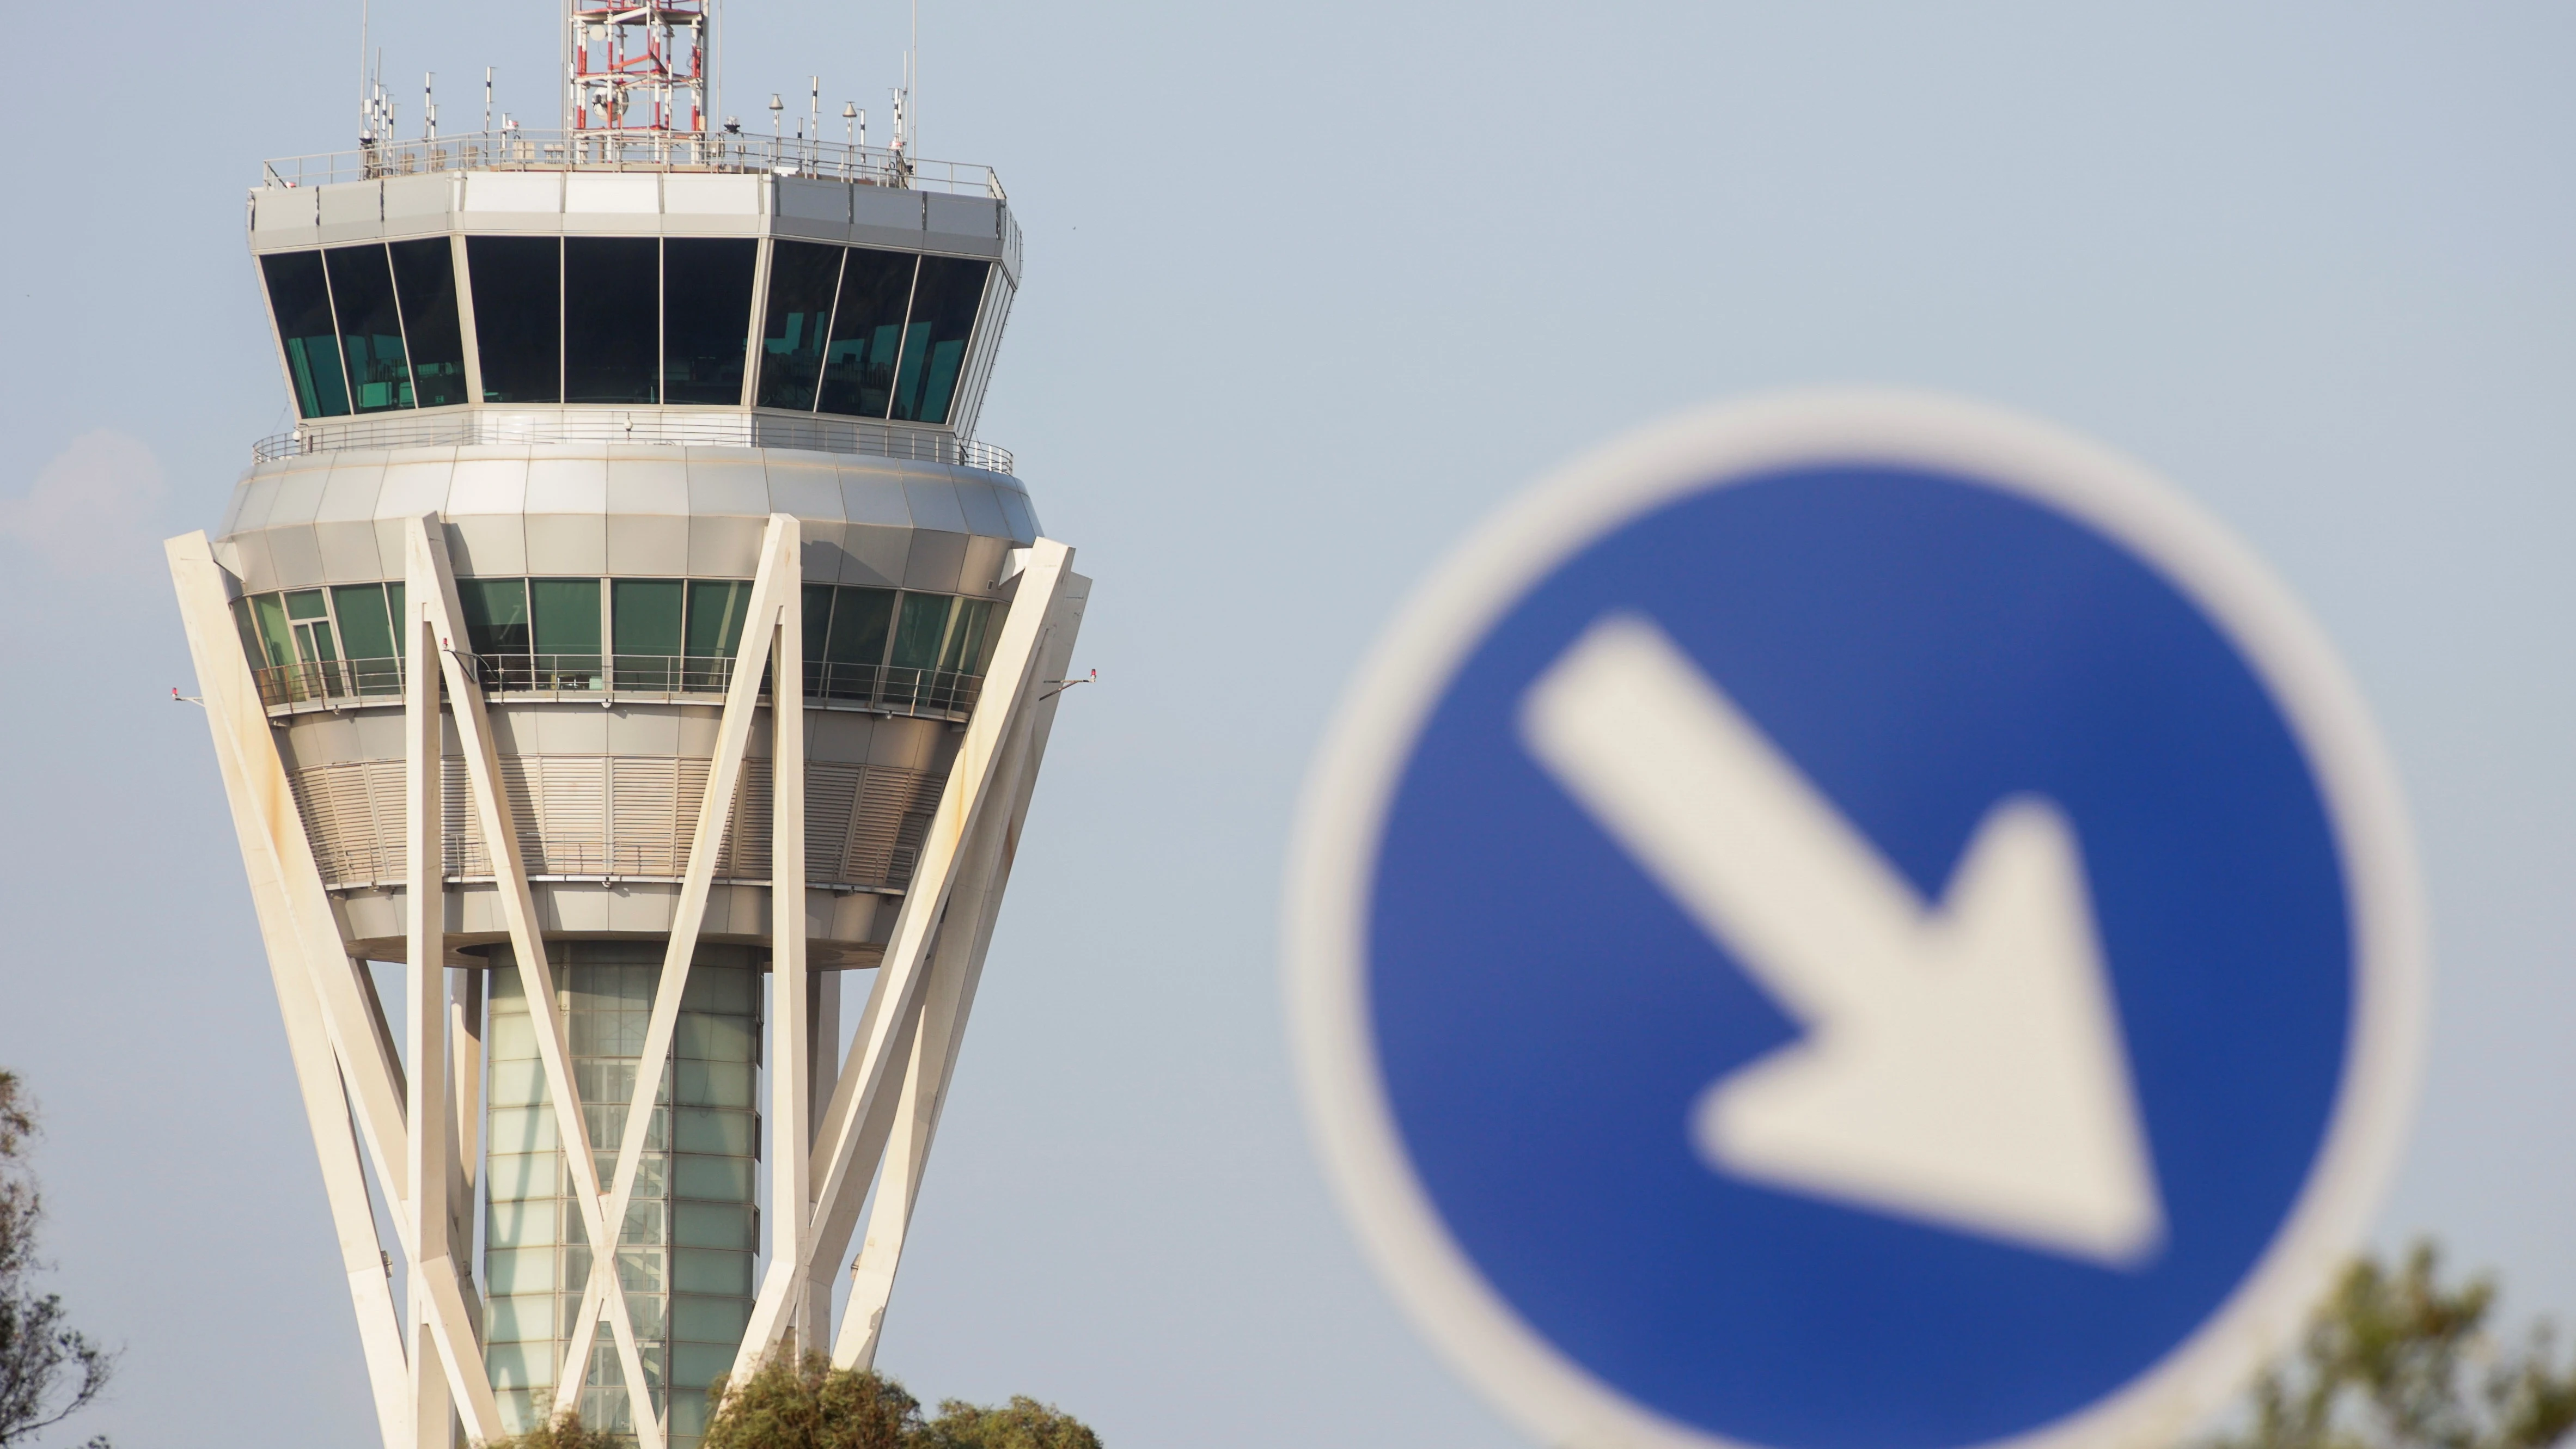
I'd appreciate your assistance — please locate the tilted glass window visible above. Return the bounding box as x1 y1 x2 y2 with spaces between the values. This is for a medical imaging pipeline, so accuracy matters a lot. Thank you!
754 241 842 411
564 238 660 405
612 579 683 655
825 587 895 666
331 584 396 662
939 597 996 675
683 580 753 659
251 592 296 668
663 239 757 406
816 249 916 419
891 256 990 425
325 244 413 413
468 236 563 403
460 577 532 656
531 578 603 658
260 250 351 419
888 592 954 671
390 238 469 408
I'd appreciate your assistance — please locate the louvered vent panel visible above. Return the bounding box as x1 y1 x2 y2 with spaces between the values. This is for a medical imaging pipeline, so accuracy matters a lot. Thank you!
674 759 711 875
363 759 408 881
804 763 862 883
537 757 608 875
443 764 490 877
718 760 775 878
611 757 682 876
845 766 943 889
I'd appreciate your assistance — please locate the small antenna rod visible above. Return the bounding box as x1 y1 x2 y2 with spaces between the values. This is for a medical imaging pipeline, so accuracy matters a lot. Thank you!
485 66 494 133
357 0 371 142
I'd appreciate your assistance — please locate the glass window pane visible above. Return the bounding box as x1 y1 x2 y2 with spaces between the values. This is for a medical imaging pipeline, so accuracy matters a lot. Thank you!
670 1250 753 1299
611 579 683 655
801 584 833 658
663 237 756 406
460 578 532 656
673 1155 754 1201
260 250 351 419
331 584 395 661
467 236 561 403
825 588 894 665
386 581 407 640
670 1295 750 1345
564 237 660 404
670 1338 742 1387
816 249 915 419
674 1202 754 1250
939 597 993 674
231 599 263 667
325 244 412 413
285 588 328 621
251 594 295 668
683 580 751 659
531 578 603 656
389 237 468 408
889 593 953 671
890 256 989 424
753 240 841 411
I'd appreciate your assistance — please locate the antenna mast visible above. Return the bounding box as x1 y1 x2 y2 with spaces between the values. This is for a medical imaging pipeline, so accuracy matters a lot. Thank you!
567 0 712 136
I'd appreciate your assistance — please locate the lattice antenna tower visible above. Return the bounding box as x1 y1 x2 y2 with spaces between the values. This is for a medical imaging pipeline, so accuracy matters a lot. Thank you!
566 0 712 134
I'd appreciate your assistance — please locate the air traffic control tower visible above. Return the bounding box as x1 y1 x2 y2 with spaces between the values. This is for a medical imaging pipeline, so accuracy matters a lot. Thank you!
167 11 1088 1446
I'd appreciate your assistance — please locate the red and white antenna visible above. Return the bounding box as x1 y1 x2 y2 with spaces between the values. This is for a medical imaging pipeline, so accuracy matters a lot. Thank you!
566 0 711 135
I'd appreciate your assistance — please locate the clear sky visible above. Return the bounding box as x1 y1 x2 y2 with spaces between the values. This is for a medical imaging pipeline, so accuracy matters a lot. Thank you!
2 4 2572 1446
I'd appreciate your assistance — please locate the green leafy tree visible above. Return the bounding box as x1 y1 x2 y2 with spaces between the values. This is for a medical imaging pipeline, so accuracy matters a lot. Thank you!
701 1354 1102 1449
919 1395 1102 1449
0 1071 113 1449
2207 1243 2576 1449
473 1409 626 1449
704 1353 924 1449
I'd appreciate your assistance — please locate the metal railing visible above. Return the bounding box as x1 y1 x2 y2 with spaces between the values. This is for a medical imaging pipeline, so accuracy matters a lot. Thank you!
254 652 984 718
260 129 1004 199
248 411 1014 475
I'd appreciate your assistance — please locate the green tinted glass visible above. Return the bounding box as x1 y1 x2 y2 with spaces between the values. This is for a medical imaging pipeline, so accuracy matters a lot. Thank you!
285 589 328 620
531 578 602 656
612 579 683 655
683 580 751 658
331 584 395 661
389 237 468 408
260 251 350 419
939 597 993 674
252 594 295 667
889 592 953 670
825 588 894 665
325 244 413 413
460 578 531 655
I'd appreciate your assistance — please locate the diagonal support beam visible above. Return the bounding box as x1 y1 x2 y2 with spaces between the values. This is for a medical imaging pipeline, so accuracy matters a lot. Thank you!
169 533 423 1448
832 570 1087 1369
556 513 805 1401
736 539 1077 1373
404 516 665 1449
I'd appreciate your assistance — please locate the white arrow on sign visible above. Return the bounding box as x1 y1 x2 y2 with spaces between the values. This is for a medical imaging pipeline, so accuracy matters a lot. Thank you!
1519 615 2165 1268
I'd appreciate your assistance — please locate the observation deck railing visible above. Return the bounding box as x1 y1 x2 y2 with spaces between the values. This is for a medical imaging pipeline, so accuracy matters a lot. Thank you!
259 129 1004 199
248 411 1015 474
253 653 986 720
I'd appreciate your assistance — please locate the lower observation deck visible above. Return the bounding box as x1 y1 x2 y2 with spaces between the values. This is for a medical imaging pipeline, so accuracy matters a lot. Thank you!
255 652 986 720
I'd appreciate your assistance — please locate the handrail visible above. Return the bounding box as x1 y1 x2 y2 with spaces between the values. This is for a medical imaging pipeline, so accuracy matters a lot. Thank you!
257 129 1005 200
248 412 1015 475
253 652 985 720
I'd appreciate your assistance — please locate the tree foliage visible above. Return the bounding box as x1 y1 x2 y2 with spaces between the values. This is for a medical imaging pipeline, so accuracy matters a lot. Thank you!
2208 1243 2576 1449
0 1071 113 1449
701 1354 1101 1449
472 1408 628 1449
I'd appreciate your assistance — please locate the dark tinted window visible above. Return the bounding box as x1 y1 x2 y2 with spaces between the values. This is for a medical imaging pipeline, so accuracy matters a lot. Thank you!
817 250 915 419
532 579 603 656
685 580 753 658
890 258 988 424
564 237 660 404
825 588 895 665
664 239 757 406
331 584 396 661
754 241 841 411
460 578 532 656
801 585 834 655
467 237 561 403
325 245 412 413
389 238 468 408
889 593 952 670
261 251 351 419
613 579 685 656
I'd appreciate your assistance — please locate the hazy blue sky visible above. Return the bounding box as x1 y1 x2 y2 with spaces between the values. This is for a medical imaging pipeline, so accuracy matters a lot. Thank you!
3 4 2573 1446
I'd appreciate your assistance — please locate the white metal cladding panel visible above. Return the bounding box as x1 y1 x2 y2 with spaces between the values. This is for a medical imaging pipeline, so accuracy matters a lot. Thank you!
292 754 941 889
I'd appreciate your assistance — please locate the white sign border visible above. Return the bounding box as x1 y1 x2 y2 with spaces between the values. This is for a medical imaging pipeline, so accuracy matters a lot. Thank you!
1283 388 2426 1449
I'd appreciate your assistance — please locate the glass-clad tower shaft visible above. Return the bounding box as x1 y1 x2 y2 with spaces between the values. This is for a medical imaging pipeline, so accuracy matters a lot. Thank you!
169 82 1090 1449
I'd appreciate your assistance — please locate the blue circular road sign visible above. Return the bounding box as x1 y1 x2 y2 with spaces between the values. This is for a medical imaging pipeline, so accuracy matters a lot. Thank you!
1286 393 2422 1449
